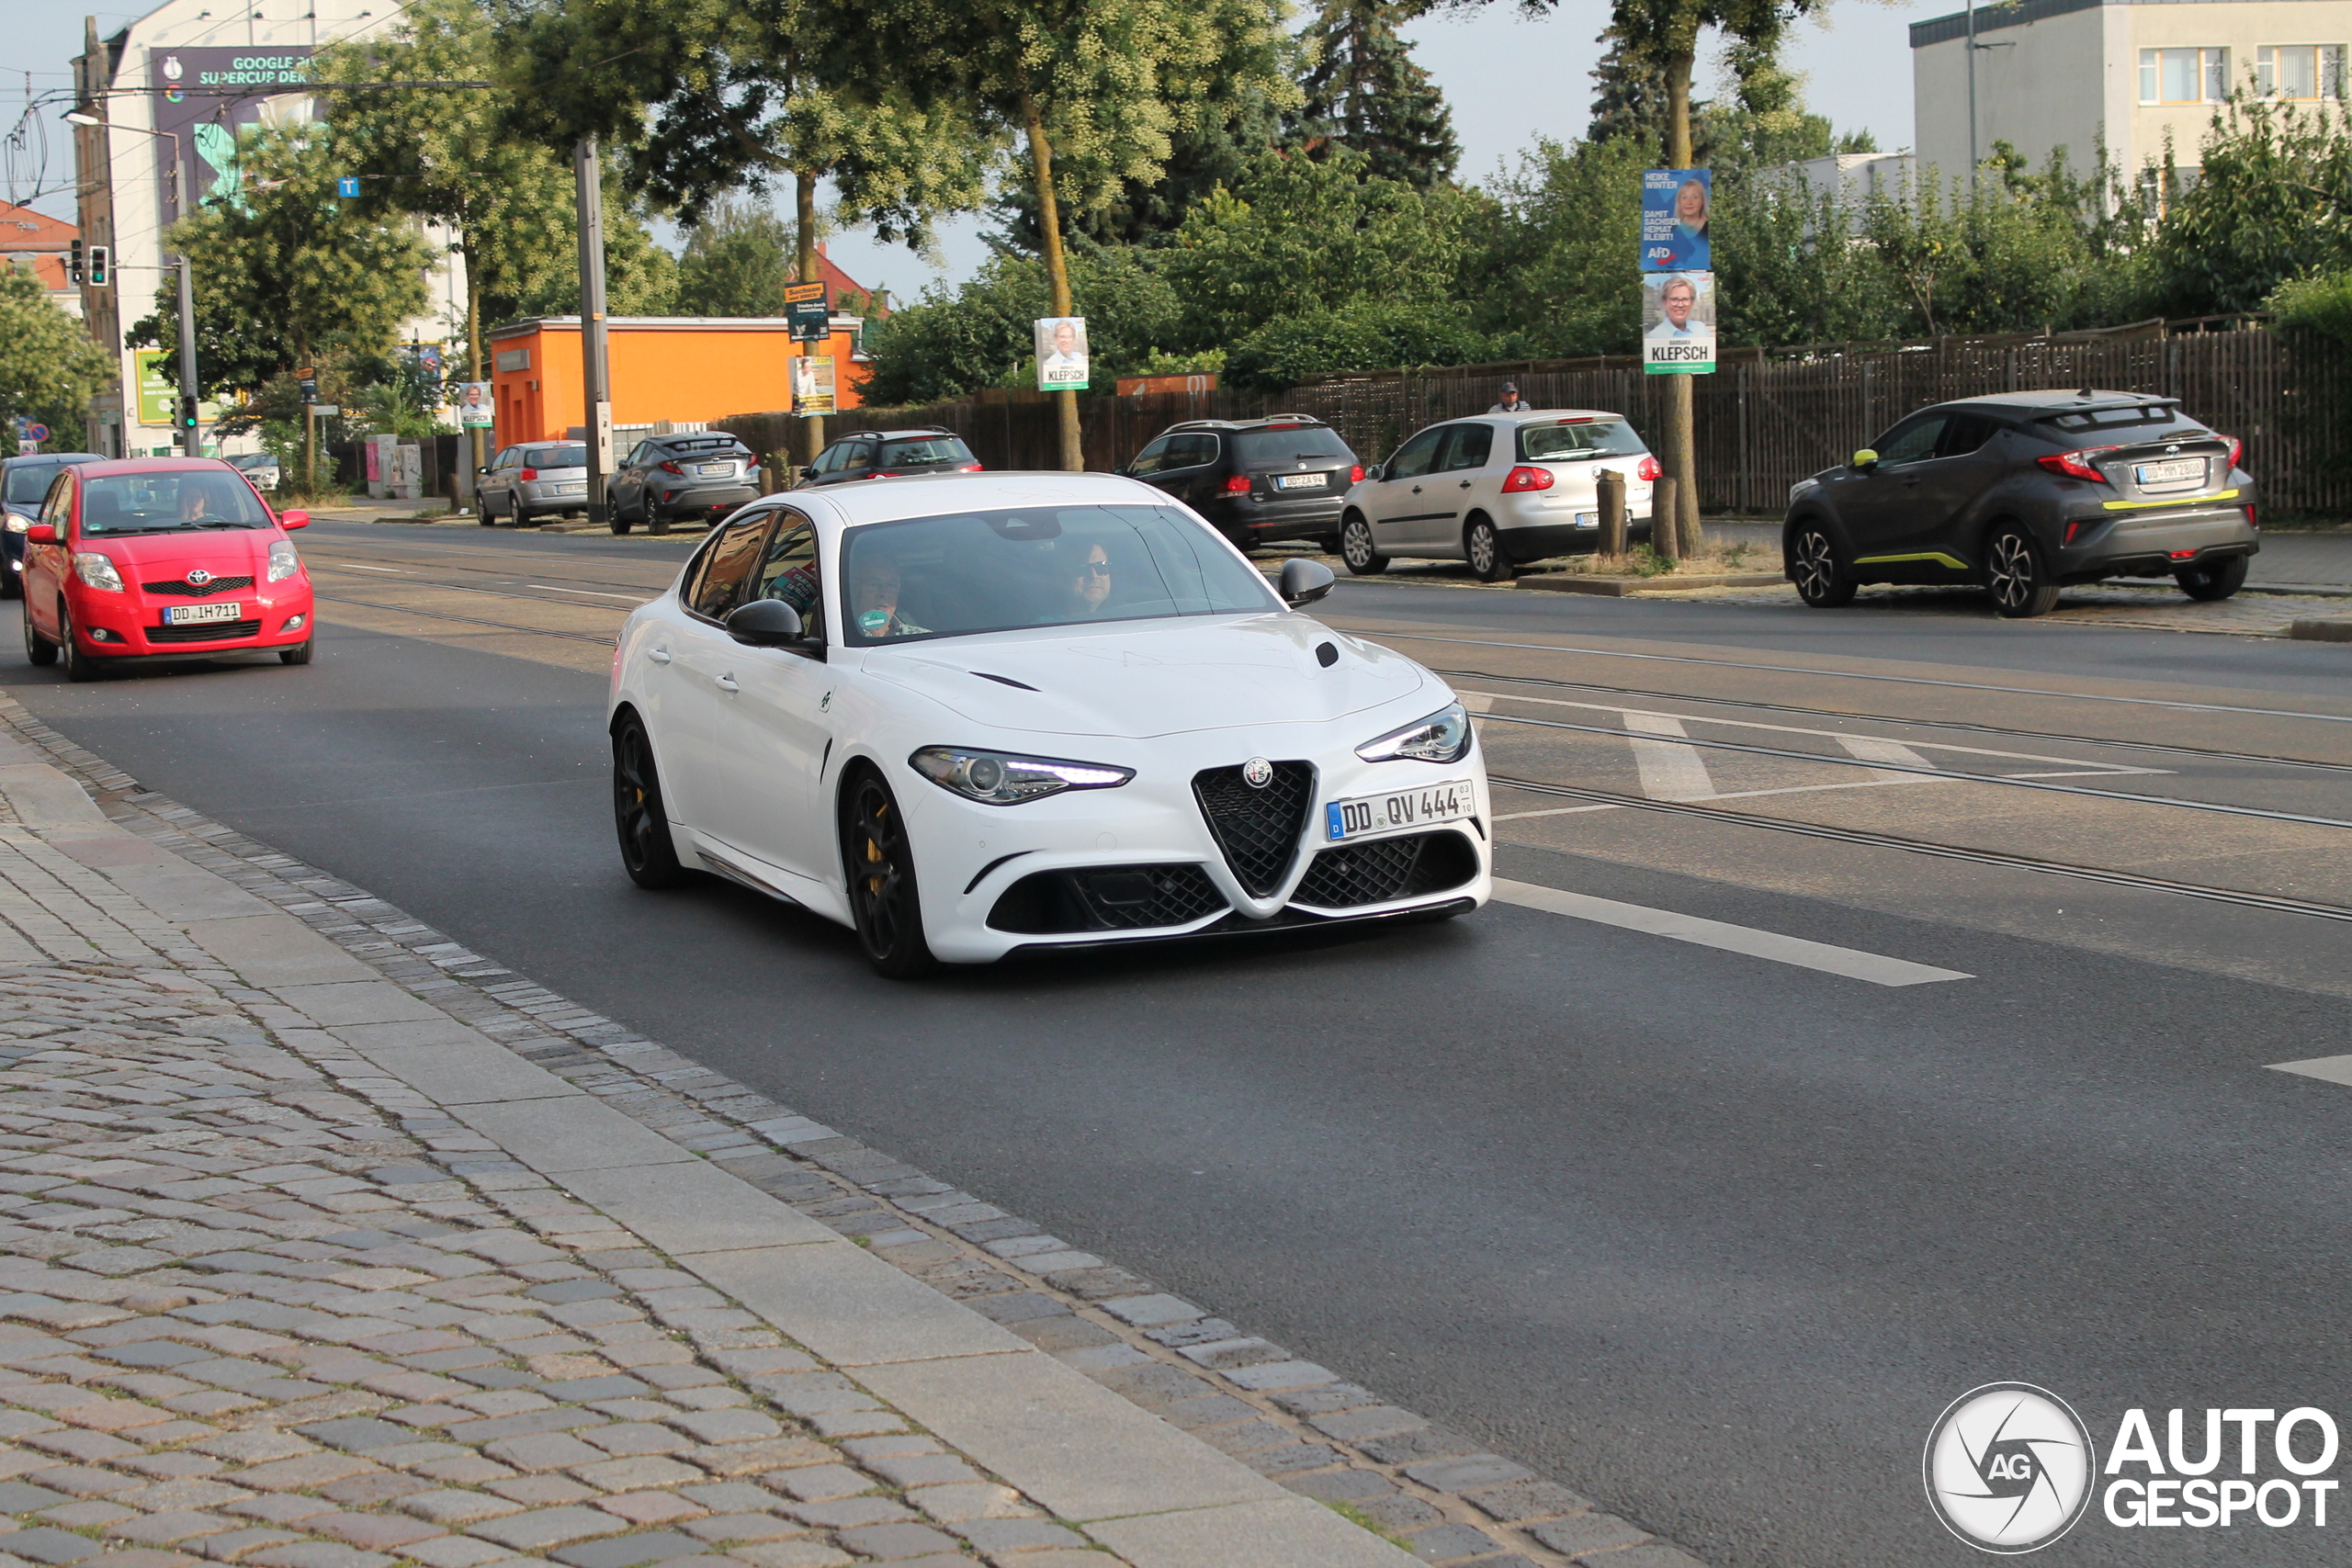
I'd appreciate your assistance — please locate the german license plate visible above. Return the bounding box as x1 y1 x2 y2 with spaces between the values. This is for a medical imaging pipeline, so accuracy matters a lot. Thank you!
2135 457 2205 487
1274 472 1328 490
1324 777 1474 841
164 601 243 626
696 462 732 477
552 481 584 494
1574 513 1598 527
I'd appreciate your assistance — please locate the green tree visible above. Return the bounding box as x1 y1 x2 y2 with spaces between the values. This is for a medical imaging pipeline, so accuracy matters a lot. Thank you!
0 269 112 441
674 202 797 316
1463 134 1650 356
1290 0 1460 189
1226 302 1495 389
2142 96 2352 317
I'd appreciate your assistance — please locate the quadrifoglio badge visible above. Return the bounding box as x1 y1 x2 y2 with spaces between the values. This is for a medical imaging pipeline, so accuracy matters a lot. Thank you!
1927 1385 2343 1552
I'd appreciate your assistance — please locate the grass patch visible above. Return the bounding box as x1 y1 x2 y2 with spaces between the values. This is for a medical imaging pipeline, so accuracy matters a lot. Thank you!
1544 538 1768 579
1322 1500 1412 1550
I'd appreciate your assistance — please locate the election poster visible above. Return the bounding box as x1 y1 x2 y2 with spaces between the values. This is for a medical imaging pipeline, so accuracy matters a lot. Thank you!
792 355 837 416
1641 168 1711 273
1035 317 1090 390
1643 273 1716 375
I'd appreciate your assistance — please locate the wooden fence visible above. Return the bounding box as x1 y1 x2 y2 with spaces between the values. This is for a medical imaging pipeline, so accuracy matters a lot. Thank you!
775 320 2352 519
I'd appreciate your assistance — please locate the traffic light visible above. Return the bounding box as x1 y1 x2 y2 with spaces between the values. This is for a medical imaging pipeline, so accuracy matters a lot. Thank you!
86 245 108 287
68 240 83 285
177 395 199 432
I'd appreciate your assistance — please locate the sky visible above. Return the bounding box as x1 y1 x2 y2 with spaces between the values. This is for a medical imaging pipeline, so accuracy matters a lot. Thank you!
5 0 1942 301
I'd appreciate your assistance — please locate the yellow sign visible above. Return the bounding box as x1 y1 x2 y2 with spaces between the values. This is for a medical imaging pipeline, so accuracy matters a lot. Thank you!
791 355 836 416
135 350 176 425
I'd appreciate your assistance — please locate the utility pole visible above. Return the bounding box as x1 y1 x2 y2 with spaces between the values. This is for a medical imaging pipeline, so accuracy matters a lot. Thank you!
1662 44 1699 559
575 137 613 526
1966 0 1978 193
64 110 198 455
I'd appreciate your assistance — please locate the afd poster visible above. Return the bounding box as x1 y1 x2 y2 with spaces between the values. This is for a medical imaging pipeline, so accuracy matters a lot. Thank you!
1641 168 1711 273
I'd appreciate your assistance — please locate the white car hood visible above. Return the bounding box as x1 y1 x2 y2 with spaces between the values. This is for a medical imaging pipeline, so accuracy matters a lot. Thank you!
856 614 1433 740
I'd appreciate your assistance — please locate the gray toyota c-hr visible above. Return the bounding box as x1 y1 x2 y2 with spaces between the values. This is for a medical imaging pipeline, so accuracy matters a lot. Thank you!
1783 389 2258 618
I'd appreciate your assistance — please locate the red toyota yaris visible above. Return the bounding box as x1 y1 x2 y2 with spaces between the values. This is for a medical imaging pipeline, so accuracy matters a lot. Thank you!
18 457 315 682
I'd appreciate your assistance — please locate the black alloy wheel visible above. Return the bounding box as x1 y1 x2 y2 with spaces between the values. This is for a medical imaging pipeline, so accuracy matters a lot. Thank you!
2176 554 2249 602
1985 522 2062 618
608 491 630 535
58 602 102 683
22 601 54 666
1464 516 1513 582
1790 521 1856 608
1340 514 1387 576
611 717 691 888
842 772 937 978
279 638 312 666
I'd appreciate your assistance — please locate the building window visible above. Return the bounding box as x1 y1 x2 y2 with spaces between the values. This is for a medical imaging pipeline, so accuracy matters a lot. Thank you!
2257 44 2346 99
2140 47 2230 105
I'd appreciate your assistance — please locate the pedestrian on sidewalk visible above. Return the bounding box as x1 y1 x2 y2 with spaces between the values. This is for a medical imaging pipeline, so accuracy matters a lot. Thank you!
1489 382 1532 414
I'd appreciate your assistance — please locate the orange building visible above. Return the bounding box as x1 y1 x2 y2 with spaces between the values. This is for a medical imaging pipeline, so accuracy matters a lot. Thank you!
486 315 873 446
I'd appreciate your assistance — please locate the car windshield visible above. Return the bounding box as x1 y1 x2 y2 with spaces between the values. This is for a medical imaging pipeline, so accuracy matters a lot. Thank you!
79 472 270 534
665 437 751 457
839 504 1281 647
1519 419 1646 460
526 444 588 468
1231 425 1352 465
2037 403 2191 435
230 453 276 470
4 465 61 504
876 435 974 468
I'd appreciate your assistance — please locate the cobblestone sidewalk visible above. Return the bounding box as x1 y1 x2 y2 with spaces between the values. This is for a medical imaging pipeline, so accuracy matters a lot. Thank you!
0 698 1709 1568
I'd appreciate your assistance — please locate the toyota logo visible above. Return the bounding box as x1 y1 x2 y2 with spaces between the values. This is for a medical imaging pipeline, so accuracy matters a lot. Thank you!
186 568 214 586
1241 757 1273 788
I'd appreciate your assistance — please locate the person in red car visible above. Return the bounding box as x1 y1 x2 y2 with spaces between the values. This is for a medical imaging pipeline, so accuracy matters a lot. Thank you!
17 457 316 682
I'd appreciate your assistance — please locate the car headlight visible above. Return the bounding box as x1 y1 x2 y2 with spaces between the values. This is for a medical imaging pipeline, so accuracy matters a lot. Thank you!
1356 702 1473 764
910 746 1134 806
5 514 28 534
267 540 300 582
71 552 123 592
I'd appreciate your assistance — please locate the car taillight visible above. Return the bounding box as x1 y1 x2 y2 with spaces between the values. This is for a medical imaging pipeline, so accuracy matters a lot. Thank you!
1225 474 1251 493
869 471 899 479
2036 446 2115 482
2220 434 2245 470
658 460 684 475
1500 466 1555 493
519 468 537 481
2245 502 2259 529
1350 464 1365 483
958 462 983 472
1635 456 1661 482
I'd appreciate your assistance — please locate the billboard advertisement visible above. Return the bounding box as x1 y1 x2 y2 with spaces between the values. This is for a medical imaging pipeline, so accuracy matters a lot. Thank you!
150 47 315 228
1644 273 1716 375
1641 168 1711 273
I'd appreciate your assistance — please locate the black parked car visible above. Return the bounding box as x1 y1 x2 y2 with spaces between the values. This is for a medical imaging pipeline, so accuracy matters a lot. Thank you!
607 434 763 535
796 427 981 487
1116 416 1362 550
1784 390 2258 618
2 452 104 599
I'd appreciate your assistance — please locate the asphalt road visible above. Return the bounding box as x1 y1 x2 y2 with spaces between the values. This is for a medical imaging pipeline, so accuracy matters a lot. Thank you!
12 520 2352 1567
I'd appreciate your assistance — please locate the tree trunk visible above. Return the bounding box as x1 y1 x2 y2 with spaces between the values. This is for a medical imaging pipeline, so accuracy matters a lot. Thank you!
796 166 824 469
1022 85 1083 471
1662 40 1699 560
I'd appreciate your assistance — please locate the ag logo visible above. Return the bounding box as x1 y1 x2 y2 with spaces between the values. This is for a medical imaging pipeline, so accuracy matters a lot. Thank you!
1924 1383 2096 1553
1240 757 1273 788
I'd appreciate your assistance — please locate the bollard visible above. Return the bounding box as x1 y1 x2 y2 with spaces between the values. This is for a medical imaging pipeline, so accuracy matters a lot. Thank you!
1596 469 1627 558
1653 477 1680 559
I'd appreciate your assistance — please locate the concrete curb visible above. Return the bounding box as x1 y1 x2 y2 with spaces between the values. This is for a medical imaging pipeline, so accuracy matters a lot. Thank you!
2289 615 2352 642
1516 573 1786 596
0 695 1714 1568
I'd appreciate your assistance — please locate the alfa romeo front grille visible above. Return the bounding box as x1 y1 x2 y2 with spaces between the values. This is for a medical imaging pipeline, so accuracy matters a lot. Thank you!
1293 829 1479 908
989 863 1228 934
1192 761 1314 897
143 575 254 598
148 619 262 643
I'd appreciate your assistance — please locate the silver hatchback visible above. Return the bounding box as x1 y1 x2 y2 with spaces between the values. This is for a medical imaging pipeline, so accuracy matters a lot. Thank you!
478 441 590 525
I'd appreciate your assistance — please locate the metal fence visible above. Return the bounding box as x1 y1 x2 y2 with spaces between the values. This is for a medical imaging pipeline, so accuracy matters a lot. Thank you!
810 320 2352 519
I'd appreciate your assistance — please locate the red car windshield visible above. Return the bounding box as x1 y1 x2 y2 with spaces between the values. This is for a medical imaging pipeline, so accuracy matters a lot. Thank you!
79 472 271 535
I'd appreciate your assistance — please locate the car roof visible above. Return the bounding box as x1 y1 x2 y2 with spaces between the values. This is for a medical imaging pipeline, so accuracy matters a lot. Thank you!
831 428 960 442
1934 389 2176 415
64 457 238 479
1161 414 1329 434
796 469 1165 528
3 452 104 468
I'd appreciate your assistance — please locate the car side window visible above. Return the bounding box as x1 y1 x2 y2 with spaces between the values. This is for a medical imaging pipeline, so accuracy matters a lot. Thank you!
1182 434 1221 468
1439 424 1495 472
752 516 823 632
808 445 842 477
688 513 775 622
621 442 649 468
40 476 71 530
1940 413 2001 457
1127 436 1172 478
1385 426 1446 480
840 440 877 472
1872 414 1947 468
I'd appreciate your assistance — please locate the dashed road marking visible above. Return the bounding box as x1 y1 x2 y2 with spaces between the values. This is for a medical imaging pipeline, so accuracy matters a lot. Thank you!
2267 1056 2352 1087
1623 712 1717 801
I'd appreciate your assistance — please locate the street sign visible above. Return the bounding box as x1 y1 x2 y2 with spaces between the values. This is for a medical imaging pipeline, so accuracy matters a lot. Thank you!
24 423 49 443
784 281 830 342
310 405 339 416
337 176 360 198
791 355 836 416
299 378 318 403
16 441 35 457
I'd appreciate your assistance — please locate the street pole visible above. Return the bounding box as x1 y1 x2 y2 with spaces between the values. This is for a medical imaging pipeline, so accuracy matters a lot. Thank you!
575 138 613 527
1966 0 1978 193
167 131 199 456
1664 47 1699 559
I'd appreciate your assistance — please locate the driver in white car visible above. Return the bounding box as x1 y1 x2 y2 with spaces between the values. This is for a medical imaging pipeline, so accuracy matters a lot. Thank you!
848 544 928 639
1055 538 1115 620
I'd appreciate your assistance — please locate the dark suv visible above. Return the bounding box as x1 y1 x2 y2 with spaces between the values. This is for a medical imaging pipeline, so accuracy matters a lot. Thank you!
797 427 981 487
1783 390 2258 617
1117 416 1362 549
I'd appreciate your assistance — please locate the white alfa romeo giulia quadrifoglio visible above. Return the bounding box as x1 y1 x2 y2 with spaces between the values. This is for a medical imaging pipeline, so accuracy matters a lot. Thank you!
606 471 1491 976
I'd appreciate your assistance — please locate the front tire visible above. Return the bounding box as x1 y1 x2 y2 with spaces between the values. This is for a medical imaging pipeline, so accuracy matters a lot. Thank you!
1464 516 1513 582
612 716 691 889
1340 513 1387 576
609 491 631 535
23 602 55 667
58 603 102 683
279 639 313 666
2176 554 2248 602
842 771 937 978
1789 520 1856 608
1985 522 2062 618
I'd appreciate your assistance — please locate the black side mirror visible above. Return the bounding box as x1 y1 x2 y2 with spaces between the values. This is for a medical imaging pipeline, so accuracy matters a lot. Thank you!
1368 463 1385 482
1279 557 1336 608
725 598 807 647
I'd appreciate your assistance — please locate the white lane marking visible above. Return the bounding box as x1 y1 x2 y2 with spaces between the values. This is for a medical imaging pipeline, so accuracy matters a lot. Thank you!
2268 1056 2352 1087
1491 877 1973 987
528 585 648 601
1493 771 1962 819
333 563 404 572
1839 733 1937 782
1623 712 1717 801
1460 692 1496 713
